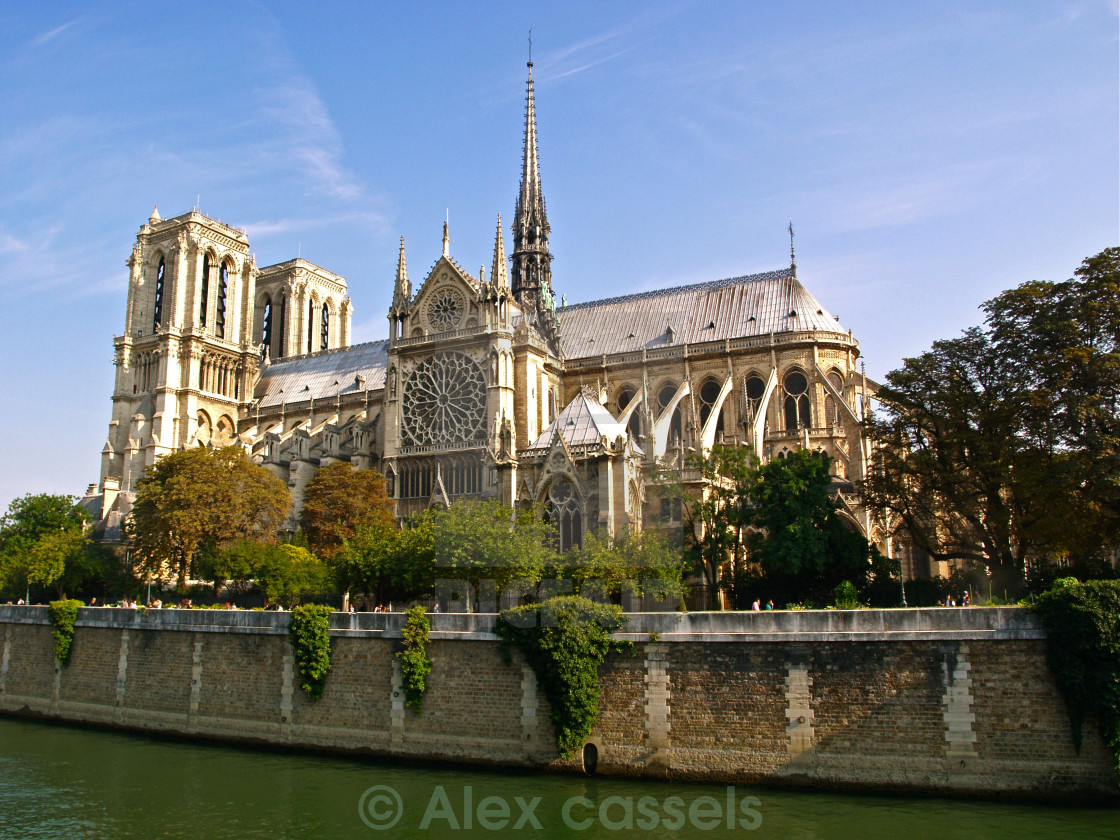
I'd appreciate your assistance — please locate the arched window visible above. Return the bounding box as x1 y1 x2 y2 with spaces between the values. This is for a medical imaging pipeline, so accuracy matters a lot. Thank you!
321 303 329 350
544 479 582 553
199 255 210 326
616 386 641 439
216 263 228 339
698 378 725 438
153 257 165 333
657 383 683 444
307 303 315 354
824 370 844 427
276 296 287 359
261 297 273 355
783 370 811 430
745 373 766 419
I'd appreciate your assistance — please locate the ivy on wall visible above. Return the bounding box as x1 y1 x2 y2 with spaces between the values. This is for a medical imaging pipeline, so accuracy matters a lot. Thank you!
289 604 334 699
1034 579 1120 776
497 595 632 758
397 605 432 714
46 599 84 665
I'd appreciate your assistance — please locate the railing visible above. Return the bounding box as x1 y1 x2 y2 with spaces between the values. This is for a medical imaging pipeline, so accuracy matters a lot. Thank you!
395 325 488 347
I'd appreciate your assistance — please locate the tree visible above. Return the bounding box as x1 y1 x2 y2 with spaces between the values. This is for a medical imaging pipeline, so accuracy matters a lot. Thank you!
332 512 436 606
128 446 290 590
0 494 101 600
655 445 759 610
257 544 329 608
299 463 395 559
752 450 872 606
432 499 555 608
563 528 686 605
865 249 1120 593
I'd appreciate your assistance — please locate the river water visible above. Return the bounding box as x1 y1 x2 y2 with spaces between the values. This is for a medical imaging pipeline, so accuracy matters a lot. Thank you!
0 717 1113 839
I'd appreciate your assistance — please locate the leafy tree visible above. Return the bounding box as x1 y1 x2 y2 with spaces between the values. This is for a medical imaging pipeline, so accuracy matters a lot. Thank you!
299 463 395 559
655 445 759 610
865 248 1120 593
332 512 436 606
128 446 290 590
0 494 100 600
257 544 330 608
432 499 555 609
563 528 686 605
752 450 872 606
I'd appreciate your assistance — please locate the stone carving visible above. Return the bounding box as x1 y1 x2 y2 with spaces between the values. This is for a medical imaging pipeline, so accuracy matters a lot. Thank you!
402 352 486 446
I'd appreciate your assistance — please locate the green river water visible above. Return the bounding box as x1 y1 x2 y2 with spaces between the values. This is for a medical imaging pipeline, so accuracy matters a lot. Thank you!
0 717 1114 839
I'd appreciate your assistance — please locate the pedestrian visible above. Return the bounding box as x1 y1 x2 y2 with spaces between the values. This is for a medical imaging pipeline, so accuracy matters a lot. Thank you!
765 600 774 611
751 599 761 611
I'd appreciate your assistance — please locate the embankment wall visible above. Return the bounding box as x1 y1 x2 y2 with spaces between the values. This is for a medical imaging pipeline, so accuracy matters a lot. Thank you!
0 606 1114 800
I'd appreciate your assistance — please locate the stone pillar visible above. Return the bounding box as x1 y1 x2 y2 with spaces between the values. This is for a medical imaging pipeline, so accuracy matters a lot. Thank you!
941 643 976 773
114 629 129 723
784 655 815 757
188 636 204 732
643 643 671 773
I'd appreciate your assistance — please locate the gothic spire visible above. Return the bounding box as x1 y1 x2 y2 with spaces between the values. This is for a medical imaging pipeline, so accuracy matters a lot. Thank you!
491 213 510 290
511 59 555 330
392 236 410 309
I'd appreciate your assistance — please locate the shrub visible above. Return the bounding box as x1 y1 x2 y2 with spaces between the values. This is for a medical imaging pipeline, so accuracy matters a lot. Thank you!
1034 580 1120 775
497 595 631 758
397 605 432 714
833 580 859 609
289 604 334 698
47 599 84 664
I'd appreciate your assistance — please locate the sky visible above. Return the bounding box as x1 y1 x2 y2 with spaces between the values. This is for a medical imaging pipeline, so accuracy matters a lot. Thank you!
0 1 1117 511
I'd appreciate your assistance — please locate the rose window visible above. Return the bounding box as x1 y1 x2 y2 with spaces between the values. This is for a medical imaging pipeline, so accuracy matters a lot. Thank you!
402 352 486 446
426 288 465 332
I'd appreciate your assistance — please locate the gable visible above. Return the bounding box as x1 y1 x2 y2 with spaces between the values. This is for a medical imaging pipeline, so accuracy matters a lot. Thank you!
410 257 481 335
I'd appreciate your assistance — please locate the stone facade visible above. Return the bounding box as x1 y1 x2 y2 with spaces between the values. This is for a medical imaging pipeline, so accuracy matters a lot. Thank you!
0 605 1114 800
85 63 922 574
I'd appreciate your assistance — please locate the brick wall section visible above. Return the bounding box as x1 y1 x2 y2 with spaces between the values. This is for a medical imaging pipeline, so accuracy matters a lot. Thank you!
197 633 283 724
57 627 120 709
2 624 55 705
290 637 393 736
0 606 1115 800
661 643 788 777
121 630 196 717
811 642 945 758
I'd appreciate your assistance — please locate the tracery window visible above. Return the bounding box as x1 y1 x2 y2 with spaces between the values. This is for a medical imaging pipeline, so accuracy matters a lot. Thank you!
824 370 844 426
199 255 210 326
698 377 725 438
616 386 641 439
745 373 766 419
216 263 228 339
401 352 487 446
544 479 582 553
321 303 329 351
783 370 811 430
657 383 683 444
153 257 165 333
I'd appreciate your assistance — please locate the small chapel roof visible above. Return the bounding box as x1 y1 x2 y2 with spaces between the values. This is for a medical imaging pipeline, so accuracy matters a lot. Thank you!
527 392 629 450
255 340 389 408
558 268 848 359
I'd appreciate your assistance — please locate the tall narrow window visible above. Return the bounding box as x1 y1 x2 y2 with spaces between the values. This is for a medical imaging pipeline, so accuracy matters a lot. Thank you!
262 298 273 356
321 303 329 350
546 480 582 553
745 374 766 419
698 378 725 438
783 370 811 430
824 370 844 426
216 263 228 339
276 296 287 359
658 383 683 443
307 305 314 354
617 386 641 439
198 255 210 326
153 257 165 333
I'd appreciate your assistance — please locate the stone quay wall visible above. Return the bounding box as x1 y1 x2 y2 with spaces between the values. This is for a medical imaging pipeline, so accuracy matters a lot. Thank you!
0 605 1114 801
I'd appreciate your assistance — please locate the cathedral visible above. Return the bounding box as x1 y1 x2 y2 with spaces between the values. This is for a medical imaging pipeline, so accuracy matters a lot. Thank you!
86 63 899 571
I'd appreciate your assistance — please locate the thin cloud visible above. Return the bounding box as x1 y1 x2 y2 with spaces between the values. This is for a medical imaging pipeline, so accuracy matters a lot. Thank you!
30 17 83 47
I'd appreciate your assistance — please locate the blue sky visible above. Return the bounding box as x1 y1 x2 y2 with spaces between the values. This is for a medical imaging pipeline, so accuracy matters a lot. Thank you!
1 1 1116 510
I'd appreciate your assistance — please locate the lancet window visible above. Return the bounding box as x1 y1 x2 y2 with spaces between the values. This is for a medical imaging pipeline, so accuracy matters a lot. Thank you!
783 370 811 430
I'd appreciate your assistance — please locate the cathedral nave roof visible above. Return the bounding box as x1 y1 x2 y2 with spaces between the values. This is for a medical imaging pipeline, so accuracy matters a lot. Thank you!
255 340 389 408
